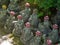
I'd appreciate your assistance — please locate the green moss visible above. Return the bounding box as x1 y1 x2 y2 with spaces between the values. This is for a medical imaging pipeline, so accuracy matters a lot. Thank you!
0 28 6 36
13 36 24 45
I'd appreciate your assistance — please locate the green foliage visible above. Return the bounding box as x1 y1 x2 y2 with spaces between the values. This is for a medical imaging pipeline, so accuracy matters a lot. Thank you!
25 0 57 17
25 0 57 8
38 0 52 9
13 36 23 45
57 0 60 10
0 0 10 5
25 0 34 4
38 12 44 17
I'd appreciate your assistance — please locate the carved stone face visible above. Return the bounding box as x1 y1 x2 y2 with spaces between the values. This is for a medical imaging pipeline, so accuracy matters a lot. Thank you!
10 11 15 16
25 22 31 28
44 16 49 21
17 15 22 20
25 3 30 7
47 39 52 45
53 24 58 29
36 31 41 36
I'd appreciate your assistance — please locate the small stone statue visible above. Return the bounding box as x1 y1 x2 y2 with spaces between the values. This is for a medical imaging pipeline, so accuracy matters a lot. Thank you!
20 3 31 23
46 39 52 45
5 11 15 33
20 22 33 45
29 9 39 28
0 5 8 28
43 16 51 36
12 15 24 37
48 24 59 43
30 31 42 45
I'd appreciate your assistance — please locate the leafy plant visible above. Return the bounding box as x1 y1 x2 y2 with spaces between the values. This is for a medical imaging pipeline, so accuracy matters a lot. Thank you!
57 0 60 10
25 0 57 17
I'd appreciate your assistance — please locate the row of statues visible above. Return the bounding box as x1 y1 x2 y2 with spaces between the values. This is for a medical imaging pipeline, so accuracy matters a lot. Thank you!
0 0 60 45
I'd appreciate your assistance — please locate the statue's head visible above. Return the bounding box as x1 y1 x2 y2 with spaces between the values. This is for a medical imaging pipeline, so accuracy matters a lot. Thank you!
36 31 41 36
47 39 52 45
25 3 30 8
44 16 49 20
53 24 58 29
17 15 22 20
25 22 31 28
2 5 7 10
10 11 15 16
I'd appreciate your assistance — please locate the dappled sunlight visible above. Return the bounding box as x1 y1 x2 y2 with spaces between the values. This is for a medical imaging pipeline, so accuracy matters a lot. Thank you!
0 40 13 45
0 34 14 45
